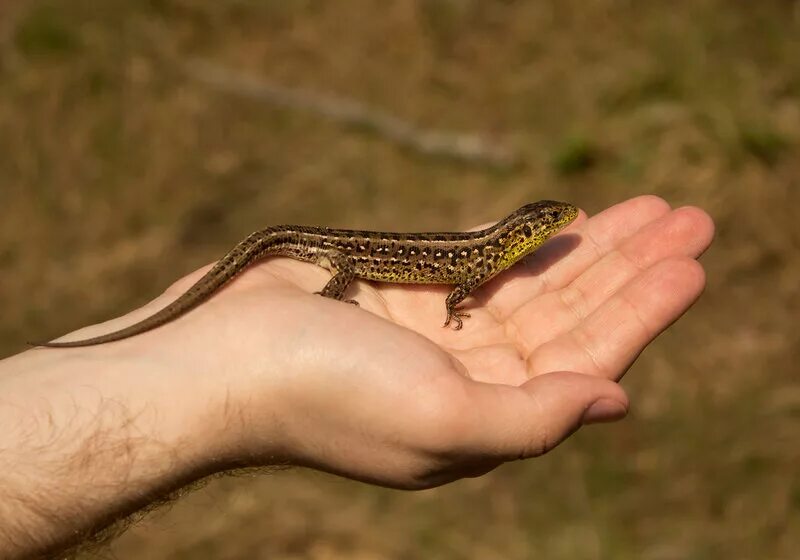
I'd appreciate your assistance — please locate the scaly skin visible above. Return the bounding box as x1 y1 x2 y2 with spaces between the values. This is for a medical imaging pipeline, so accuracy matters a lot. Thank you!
35 201 578 347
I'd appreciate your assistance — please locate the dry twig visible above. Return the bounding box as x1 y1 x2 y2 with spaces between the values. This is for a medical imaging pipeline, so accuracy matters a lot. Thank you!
183 59 520 169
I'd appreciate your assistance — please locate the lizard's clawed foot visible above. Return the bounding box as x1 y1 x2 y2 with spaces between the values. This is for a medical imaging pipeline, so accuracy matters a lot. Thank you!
313 291 359 307
443 310 470 330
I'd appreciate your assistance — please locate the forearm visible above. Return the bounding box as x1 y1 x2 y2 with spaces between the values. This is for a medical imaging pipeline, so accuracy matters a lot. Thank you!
0 348 226 559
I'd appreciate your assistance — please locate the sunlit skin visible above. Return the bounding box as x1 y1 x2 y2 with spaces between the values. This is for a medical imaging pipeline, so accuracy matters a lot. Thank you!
0 196 714 559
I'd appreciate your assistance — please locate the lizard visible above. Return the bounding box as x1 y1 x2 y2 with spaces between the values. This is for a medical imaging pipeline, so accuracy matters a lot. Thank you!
34 200 578 347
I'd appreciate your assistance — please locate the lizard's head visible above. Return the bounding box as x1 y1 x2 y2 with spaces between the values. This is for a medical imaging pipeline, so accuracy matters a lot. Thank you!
494 200 579 270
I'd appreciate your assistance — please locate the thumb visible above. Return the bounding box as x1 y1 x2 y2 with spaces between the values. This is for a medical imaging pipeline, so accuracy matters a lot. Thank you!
461 371 628 460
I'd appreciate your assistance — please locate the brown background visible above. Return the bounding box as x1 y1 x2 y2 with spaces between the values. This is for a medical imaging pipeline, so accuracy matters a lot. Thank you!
1 1 798 558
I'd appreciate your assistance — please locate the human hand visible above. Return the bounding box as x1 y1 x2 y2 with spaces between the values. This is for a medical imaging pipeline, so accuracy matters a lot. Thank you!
53 196 713 489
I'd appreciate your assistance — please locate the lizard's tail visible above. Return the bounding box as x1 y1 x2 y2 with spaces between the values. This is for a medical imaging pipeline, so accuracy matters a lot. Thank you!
31 230 282 348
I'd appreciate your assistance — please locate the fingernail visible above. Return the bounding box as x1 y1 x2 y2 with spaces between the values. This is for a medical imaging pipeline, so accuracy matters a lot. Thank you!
582 398 628 425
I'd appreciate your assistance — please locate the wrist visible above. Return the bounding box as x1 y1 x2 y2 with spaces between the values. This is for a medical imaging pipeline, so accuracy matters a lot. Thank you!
0 346 233 555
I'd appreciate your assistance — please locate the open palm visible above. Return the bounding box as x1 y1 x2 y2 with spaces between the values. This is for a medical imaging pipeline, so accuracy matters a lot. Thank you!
369 195 713 386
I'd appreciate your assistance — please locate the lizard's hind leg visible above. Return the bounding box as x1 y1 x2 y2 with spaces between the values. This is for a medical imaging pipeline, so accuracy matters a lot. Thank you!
315 251 359 305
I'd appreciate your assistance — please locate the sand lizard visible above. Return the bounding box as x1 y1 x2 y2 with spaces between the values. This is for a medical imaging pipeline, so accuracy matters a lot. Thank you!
36 200 578 347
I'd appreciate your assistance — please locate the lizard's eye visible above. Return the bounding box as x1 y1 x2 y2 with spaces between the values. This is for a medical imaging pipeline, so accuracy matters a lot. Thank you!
550 210 561 219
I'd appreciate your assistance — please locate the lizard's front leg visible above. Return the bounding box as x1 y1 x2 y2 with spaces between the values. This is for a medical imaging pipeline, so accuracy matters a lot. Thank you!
315 251 359 305
443 283 475 330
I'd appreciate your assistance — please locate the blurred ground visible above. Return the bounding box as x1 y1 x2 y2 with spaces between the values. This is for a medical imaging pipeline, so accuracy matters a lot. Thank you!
1 1 799 558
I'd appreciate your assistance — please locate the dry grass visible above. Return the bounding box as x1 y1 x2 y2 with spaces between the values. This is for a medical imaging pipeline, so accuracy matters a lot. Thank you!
1 1 799 558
